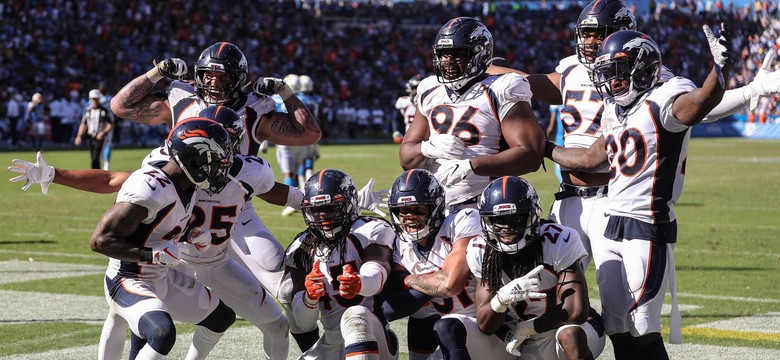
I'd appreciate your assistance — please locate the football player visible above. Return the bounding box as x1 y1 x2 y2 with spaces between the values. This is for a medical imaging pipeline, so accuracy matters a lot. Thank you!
545 28 733 360
283 169 397 359
383 169 481 359
393 74 422 143
440 176 604 360
110 42 320 300
90 118 237 359
399 17 546 212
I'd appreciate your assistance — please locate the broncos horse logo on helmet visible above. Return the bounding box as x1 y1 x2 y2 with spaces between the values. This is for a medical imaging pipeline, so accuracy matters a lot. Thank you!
388 169 446 243
432 17 493 91
478 176 542 254
198 105 245 153
302 169 360 246
590 30 662 107
575 0 637 71
195 42 248 105
166 117 234 195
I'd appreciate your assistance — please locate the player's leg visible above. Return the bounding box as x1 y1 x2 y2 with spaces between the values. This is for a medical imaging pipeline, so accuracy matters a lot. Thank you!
97 304 129 360
554 312 606 360
622 238 671 360
197 258 289 360
341 305 398 360
163 269 235 360
592 236 634 359
548 191 590 269
407 315 440 360
101 132 113 170
433 314 515 360
228 205 285 295
276 145 298 187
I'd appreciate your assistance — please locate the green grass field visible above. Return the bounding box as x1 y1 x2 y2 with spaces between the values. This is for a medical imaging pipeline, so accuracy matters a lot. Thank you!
1 138 779 359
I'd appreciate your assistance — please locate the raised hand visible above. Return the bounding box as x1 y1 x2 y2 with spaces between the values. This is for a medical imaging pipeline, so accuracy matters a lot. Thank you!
8 151 55 195
703 23 733 87
420 133 466 160
304 260 326 305
357 177 389 217
253 77 294 100
148 58 187 83
491 265 547 312
337 264 362 300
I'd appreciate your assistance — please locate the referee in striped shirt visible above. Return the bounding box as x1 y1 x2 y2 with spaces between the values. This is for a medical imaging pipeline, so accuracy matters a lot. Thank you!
75 89 114 169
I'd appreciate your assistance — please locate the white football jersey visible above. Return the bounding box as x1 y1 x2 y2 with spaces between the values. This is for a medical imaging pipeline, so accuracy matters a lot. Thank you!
416 74 532 204
105 164 196 282
467 222 587 321
176 154 276 265
285 217 396 347
600 77 696 224
167 81 276 155
555 55 676 174
395 95 416 132
396 208 482 318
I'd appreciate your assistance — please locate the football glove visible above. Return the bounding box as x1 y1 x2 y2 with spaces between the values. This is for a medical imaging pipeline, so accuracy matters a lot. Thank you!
337 264 362 300
8 151 55 195
151 240 182 266
491 265 546 313
357 177 389 217
253 77 294 100
420 133 466 160
434 159 474 187
147 58 187 83
703 23 732 87
187 227 211 251
747 51 780 110
505 318 537 356
304 260 326 305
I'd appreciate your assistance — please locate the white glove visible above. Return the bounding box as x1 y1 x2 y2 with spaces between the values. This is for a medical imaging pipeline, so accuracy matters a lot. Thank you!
259 140 270 154
8 151 55 195
491 265 546 313
433 159 474 187
505 318 537 356
747 51 780 110
703 23 732 87
420 134 466 160
253 77 294 100
151 240 182 266
147 58 187 83
357 177 389 217
187 227 211 251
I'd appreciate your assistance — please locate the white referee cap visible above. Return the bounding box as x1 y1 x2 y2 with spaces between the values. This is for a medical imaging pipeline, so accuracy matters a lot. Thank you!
89 89 102 99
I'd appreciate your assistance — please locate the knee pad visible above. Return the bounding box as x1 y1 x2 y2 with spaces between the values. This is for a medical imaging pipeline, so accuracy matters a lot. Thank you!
341 306 373 340
197 301 236 333
137 311 176 355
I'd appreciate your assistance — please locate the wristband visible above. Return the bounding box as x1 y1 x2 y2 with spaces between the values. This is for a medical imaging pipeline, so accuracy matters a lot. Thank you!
286 187 304 210
357 261 388 297
490 295 508 313
302 291 319 308
139 247 153 263
145 68 163 83
278 86 294 101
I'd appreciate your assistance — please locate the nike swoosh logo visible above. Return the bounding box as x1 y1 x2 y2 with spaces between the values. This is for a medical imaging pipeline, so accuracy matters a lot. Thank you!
562 233 571 243
451 164 460 175
145 179 157 191
241 219 252 226
604 213 610 217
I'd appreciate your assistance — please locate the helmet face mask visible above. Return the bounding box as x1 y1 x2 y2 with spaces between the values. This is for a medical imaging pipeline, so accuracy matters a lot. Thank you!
302 169 359 245
388 169 445 243
478 176 542 254
432 17 493 91
195 42 248 105
575 0 637 71
166 118 234 195
590 30 662 107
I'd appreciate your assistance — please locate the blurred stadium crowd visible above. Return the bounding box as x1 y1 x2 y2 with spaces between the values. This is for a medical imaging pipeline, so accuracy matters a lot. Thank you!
1 0 778 148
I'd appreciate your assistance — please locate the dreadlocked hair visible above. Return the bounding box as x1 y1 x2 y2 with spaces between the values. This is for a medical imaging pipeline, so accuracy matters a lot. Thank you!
480 235 544 294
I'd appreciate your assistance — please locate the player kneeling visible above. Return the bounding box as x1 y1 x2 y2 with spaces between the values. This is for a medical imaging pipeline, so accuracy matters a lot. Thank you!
436 176 605 360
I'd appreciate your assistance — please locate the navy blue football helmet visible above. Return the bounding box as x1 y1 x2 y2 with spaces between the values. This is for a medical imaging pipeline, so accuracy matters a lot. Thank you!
405 74 423 96
432 17 493 91
166 117 233 195
478 176 542 254
198 105 244 153
195 42 248 105
575 0 637 70
590 30 662 107
388 169 446 243
302 169 360 245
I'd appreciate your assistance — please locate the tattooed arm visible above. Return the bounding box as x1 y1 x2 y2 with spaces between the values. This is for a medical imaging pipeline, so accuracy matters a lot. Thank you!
255 94 321 146
403 236 474 298
110 74 172 125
